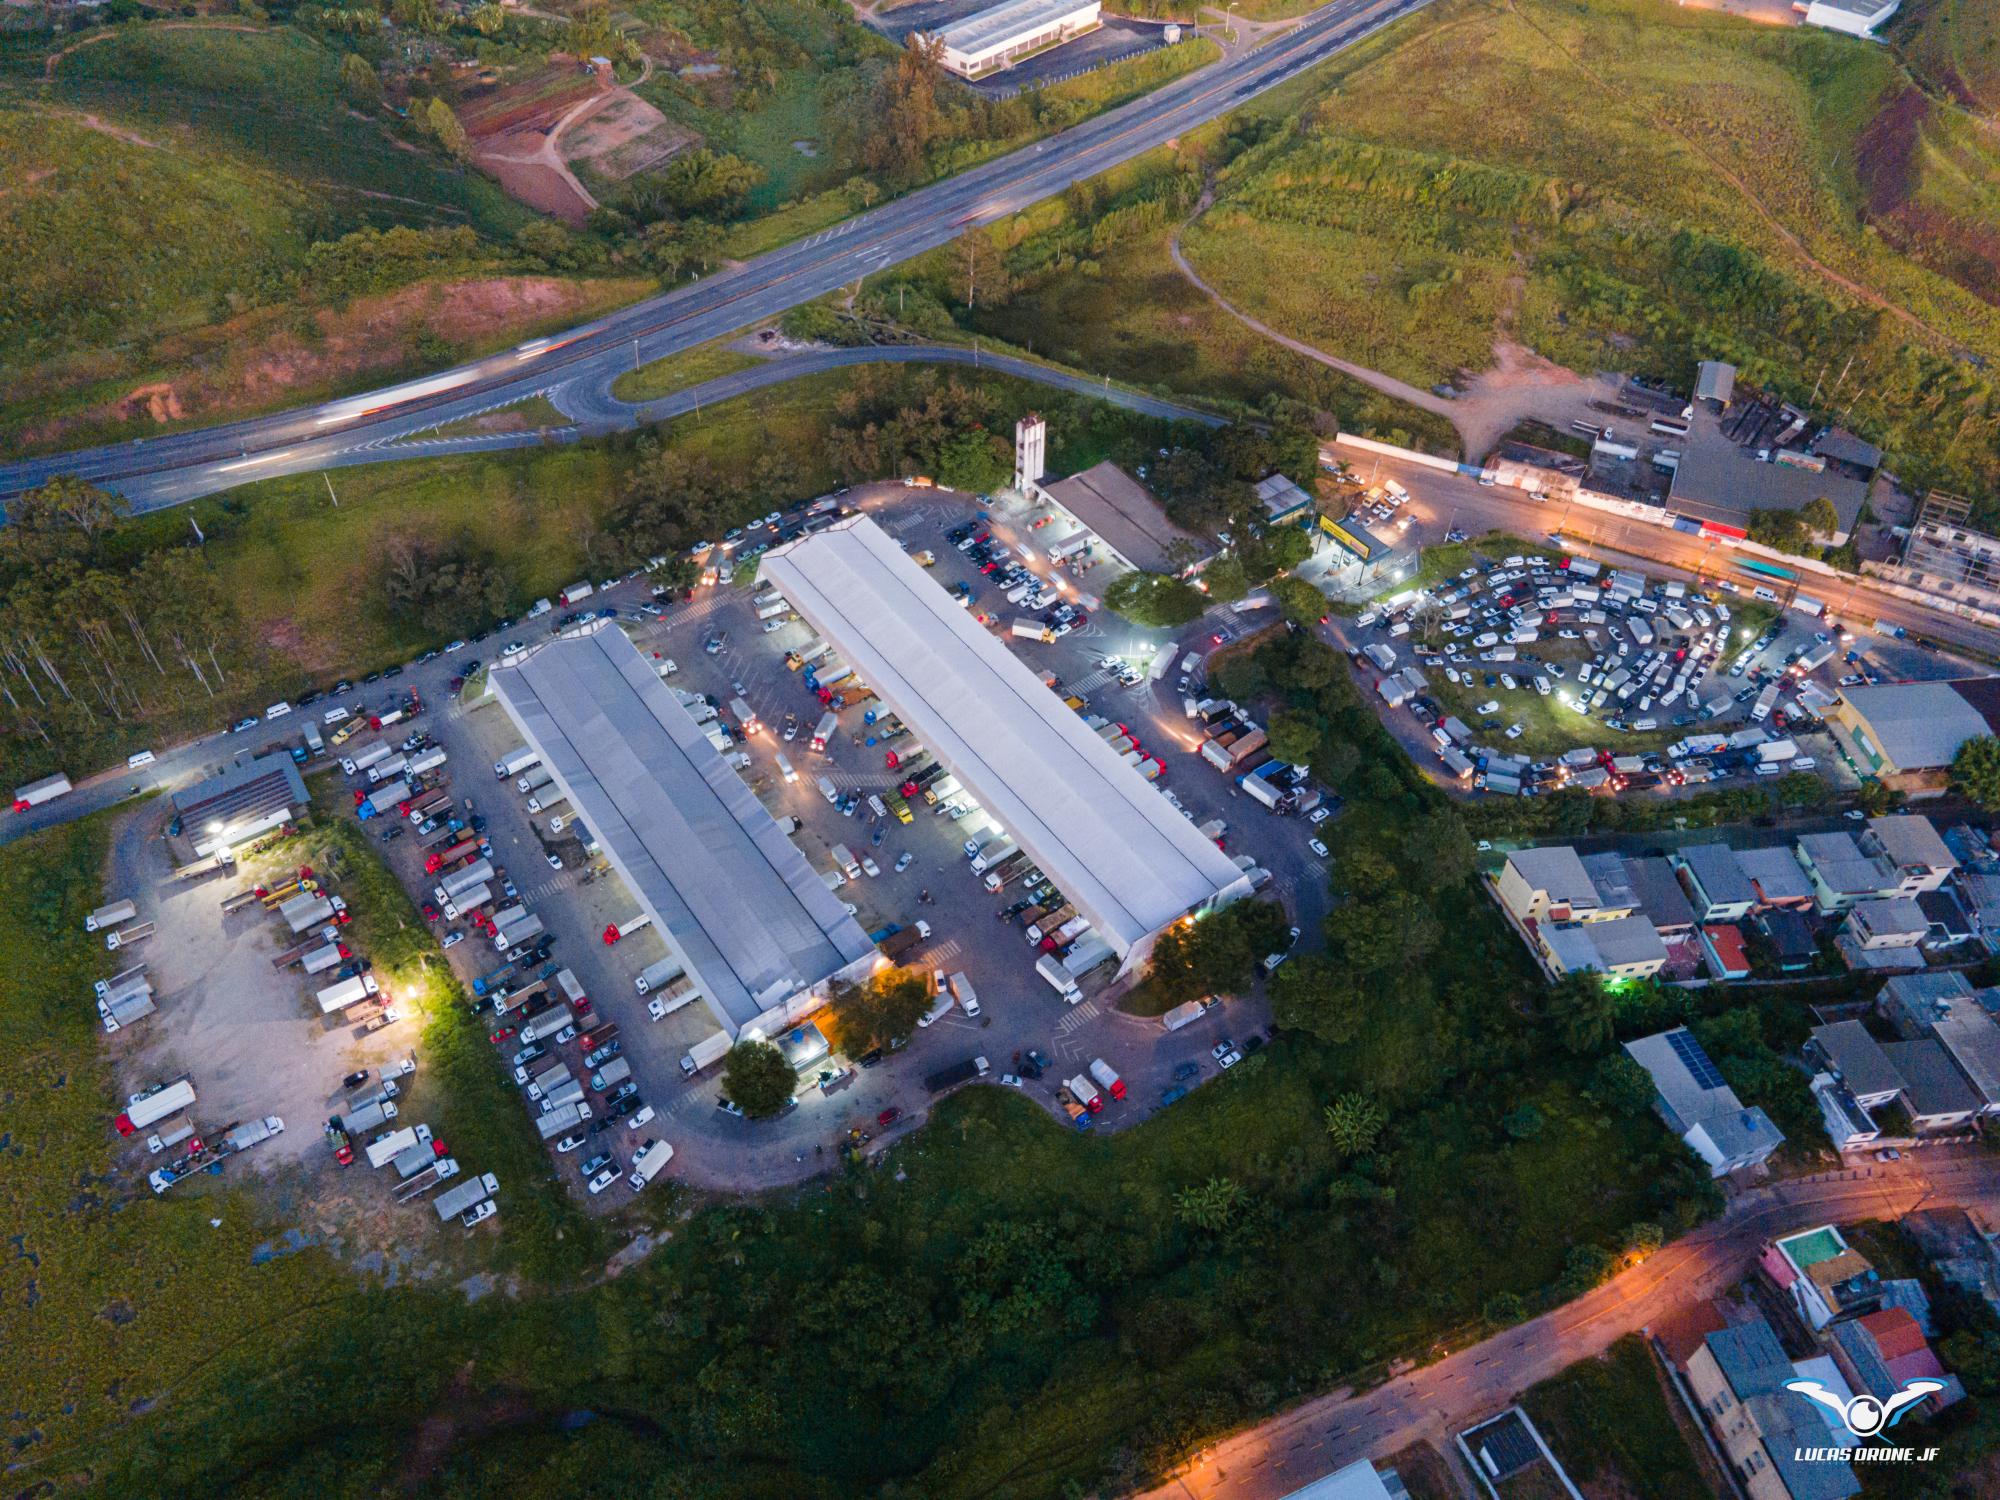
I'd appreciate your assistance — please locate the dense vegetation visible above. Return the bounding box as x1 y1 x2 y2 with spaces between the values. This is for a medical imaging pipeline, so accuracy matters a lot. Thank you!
7 649 1720 1495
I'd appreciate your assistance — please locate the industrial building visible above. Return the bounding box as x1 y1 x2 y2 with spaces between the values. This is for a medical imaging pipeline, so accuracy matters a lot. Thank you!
1802 0 1898 36
1828 678 2000 775
761 516 1251 975
1888 505 2000 615
1033 459 1215 576
489 622 877 1040
172 751 309 855
920 0 1101 79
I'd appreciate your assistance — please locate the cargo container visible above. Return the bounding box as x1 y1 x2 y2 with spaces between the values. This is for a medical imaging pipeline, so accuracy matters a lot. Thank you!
628 1139 674 1191
680 1029 731 1077
14 772 72 811
317 974 382 1014
434 1172 499 1223
86 899 137 933
495 748 540 779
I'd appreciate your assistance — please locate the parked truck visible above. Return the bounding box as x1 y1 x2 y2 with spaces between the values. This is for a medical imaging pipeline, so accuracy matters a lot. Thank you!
925 1056 990 1093
811 711 838 753
435 858 494 902
100 987 157 1032
634 957 683 995
1035 953 1082 1003
680 1029 732 1077
1202 729 1267 772
367 752 409 785
345 741 392 775
426 837 482 875
364 1124 428 1170
444 884 494 920
1065 1074 1102 1112
1011 618 1055 643
361 780 411 817
434 1172 499 1224
644 973 699 1020
301 940 346 975
1751 682 1780 723
517 767 555 796
589 1057 632 1093
86 899 137 933
105 921 155 950
536 1101 592 1142
494 914 544 952
394 1155 459 1203
117 1078 196 1135
13 772 72 811
517 1004 572 1045
628 1139 674 1191
878 926 923 961
338 1098 397 1135
1087 1058 1127 1101
406 747 448 778
316 974 381 1014
495 748 540 779
1160 997 1213 1032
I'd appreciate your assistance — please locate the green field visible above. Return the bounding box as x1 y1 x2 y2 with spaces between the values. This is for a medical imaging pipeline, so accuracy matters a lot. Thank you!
1523 1337 1723 1500
1166 0 2000 516
611 334 766 400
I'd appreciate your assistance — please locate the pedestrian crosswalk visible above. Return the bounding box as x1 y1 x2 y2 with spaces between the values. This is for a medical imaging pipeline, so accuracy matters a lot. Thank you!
1067 668 1116 696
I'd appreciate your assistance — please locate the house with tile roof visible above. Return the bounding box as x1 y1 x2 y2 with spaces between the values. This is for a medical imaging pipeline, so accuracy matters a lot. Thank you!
1828 1307 1962 1414
1684 1320 1861 1500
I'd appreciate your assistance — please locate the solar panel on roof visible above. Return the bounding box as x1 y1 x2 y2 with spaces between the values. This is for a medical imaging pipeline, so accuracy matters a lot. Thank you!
1668 1028 1728 1091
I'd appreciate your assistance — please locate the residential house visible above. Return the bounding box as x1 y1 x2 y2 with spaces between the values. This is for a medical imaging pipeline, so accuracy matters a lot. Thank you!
1879 973 2000 1116
1625 854 1698 938
1542 912 1669 980
1737 846 1817 911
1843 898 1929 950
1807 1022 1906 1111
1958 870 2000 950
1674 844 1759 922
1796 832 1900 914
1275 1458 1411 1500
1828 1307 1962 1414
1880 1040 1981 1132
1918 888 1975 949
1685 1321 1860 1500
1701 923 1753 980
1809 1071 1881 1150
1861 815 1959 897
1626 1028 1785 1176
1758 908 1820 971
1903 1208 2000 1313
1494 847 1628 925
1762 1225 1881 1331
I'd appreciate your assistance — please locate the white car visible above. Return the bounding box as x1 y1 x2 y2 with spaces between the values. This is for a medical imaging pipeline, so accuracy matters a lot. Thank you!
893 852 914 873
441 932 464 950
1500 673 1518 691
546 853 563 869
914 919 932 938
323 706 350 725
1308 838 1330 858
587 1167 619 1195
861 856 881 877
999 1073 1024 1088
554 1025 578 1045
554 1134 584 1154
445 639 467 653
462 1200 497 1227
1308 806 1331 824
625 1105 656 1131
1506 724 1525 740
1477 700 1501 715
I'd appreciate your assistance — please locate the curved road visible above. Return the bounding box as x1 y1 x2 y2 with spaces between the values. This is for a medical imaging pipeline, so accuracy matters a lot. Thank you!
0 0 1429 508
1134 1149 1999 1500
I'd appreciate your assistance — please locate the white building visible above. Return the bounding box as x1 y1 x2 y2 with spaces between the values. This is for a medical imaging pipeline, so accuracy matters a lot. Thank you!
762 516 1250 975
921 0 1101 79
489 623 878 1040
1801 0 1898 37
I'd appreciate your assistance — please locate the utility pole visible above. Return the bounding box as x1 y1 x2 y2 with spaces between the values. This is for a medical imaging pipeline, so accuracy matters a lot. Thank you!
323 473 339 508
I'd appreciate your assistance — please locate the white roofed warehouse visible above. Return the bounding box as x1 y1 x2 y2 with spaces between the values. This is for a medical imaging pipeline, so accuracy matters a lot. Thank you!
920 0 1102 79
489 622 878 1040
762 516 1251 975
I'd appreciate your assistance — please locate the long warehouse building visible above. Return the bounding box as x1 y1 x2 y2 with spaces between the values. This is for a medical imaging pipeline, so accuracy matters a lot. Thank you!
762 516 1251 974
489 622 877 1040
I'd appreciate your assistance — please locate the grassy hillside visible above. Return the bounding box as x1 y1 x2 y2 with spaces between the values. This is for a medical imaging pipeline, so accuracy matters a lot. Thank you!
1140 0 2000 515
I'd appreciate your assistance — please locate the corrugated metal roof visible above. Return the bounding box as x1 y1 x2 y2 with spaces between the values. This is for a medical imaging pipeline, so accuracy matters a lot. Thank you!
491 625 873 1033
762 517 1249 956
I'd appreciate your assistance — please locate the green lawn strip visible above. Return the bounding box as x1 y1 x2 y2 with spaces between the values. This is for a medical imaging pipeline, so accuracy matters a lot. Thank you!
301 789 601 1282
421 395 573 438
1520 1335 1715 1500
610 335 768 402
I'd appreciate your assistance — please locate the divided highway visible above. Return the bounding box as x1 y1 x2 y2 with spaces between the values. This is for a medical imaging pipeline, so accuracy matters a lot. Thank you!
0 0 1428 509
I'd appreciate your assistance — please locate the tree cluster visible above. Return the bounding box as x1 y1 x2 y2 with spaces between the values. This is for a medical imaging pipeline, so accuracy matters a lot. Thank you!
375 533 512 636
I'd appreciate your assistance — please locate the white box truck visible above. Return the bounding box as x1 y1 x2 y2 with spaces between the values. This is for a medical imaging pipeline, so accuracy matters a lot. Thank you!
317 974 381 1014
86 899 137 933
635 957 683 995
495 748 540 779
628 1139 673 1191
680 1029 731 1077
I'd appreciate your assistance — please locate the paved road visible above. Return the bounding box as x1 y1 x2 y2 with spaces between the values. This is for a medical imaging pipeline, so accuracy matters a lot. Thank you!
1134 1148 2000 1500
1353 450 2000 661
0 0 1428 509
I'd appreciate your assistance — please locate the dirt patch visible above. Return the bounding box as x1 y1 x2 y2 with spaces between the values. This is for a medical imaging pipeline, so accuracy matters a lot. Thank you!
456 59 604 140
16 277 639 449
475 154 593 224
68 111 160 149
1854 85 1929 219
563 91 692 180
